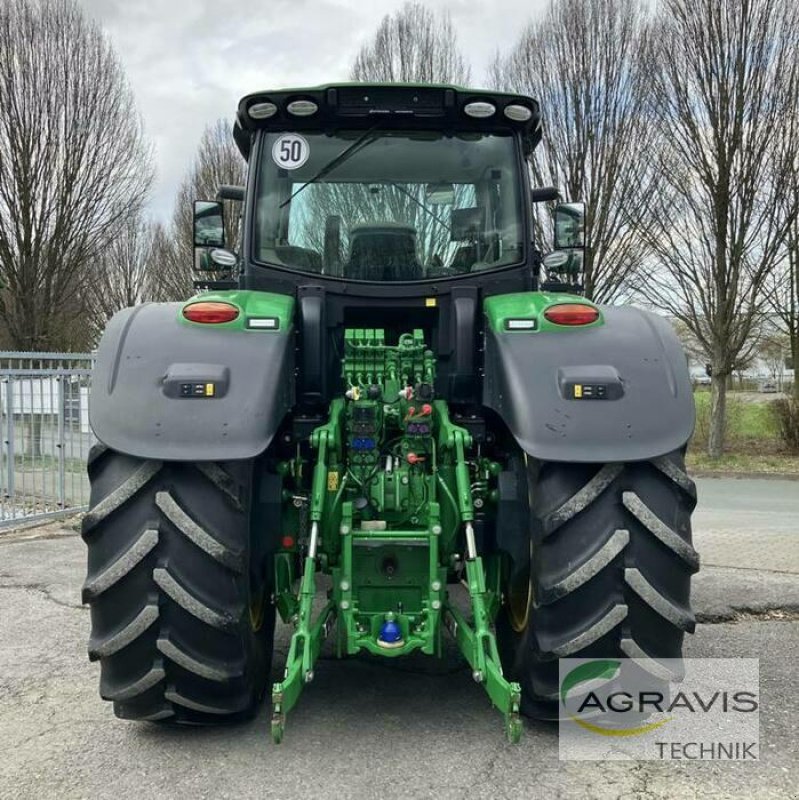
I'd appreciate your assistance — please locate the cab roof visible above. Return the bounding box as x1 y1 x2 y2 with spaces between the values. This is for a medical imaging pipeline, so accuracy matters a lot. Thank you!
232 82 541 160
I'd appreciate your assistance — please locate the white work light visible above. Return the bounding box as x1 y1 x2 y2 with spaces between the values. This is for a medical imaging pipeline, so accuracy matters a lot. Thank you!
248 102 278 119
504 104 533 122
287 100 318 117
463 101 496 119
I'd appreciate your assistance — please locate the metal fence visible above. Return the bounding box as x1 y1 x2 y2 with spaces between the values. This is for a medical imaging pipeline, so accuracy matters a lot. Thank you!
0 352 95 528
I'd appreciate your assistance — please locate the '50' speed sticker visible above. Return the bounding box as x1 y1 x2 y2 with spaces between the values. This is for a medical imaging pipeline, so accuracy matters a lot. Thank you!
272 133 310 170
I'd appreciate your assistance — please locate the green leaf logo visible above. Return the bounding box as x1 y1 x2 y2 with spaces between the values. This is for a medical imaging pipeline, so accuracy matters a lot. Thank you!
560 659 671 738
561 659 621 704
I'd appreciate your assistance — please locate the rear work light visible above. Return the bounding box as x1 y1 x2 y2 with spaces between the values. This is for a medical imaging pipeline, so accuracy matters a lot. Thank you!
247 317 279 330
505 319 537 330
183 301 239 324
543 304 600 326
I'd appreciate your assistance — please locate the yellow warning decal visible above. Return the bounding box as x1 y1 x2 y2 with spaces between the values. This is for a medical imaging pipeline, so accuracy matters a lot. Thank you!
327 471 339 491
425 298 437 307
573 384 583 399
205 383 215 397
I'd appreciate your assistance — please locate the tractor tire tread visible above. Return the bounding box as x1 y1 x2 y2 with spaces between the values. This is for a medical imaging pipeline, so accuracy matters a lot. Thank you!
541 463 622 536
101 664 166 702
155 490 244 573
153 567 239 632
83 451 275 725
538 528 630 604
498 449 696 713
624 567 695 632
622 491 700 571
547 603 629 657
164 686 250 716
82 527 159 602
82 460 162 533
620 636 685 681
157 636 243 682
88 603 160 660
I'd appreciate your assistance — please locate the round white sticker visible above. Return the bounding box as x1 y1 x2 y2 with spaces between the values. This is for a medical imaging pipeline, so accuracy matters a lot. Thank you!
272 133 310 170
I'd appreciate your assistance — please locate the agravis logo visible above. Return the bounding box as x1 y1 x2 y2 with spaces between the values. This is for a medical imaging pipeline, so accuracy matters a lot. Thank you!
558 658 760 761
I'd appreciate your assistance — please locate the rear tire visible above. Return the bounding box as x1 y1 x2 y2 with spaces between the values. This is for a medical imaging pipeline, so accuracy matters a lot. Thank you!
82 446 276 724
496 450 698 716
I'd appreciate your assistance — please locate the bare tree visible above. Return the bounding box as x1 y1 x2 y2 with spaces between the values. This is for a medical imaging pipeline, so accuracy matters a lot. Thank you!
351 3 471 85
764 170 799 401
0 0 153 351
150 119 245 301
642 0 799 457
759 331 790 389
782 220 799 400
85 212 157 341
671 318 708 372
490 0 657 301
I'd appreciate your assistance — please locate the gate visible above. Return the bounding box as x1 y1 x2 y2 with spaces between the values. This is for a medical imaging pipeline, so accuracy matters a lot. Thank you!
0 352 95 527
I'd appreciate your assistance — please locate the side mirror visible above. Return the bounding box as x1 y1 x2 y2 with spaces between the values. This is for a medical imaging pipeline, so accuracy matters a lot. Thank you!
553 202 586 250
193 200 225 248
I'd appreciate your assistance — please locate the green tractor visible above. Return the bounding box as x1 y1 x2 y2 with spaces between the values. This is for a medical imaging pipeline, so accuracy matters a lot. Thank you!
83 84 698 743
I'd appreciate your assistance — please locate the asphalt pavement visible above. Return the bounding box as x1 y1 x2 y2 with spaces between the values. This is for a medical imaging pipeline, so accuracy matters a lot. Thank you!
0 477 797 800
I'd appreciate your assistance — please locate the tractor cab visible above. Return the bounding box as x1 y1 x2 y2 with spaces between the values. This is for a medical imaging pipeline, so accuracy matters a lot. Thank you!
197 84 585 287
193 84 586 409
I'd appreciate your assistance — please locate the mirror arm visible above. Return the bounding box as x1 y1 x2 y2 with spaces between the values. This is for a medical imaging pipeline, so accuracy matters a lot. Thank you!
216 185 245 202
530 186 560 203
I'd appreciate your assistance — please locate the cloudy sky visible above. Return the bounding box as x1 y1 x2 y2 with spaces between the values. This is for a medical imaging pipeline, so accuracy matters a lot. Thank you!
79 0 547 221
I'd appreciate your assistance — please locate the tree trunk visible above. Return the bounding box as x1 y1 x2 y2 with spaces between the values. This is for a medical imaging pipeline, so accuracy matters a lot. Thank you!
792 336 799 404
708 373 727 458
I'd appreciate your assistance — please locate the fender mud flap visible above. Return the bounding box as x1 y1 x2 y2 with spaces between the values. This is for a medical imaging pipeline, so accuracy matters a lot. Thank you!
90 302 294 461
483 305 694 463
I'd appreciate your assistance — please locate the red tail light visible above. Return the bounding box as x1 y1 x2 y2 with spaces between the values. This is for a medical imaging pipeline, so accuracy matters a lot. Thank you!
183 301 239 324
543 304 600 326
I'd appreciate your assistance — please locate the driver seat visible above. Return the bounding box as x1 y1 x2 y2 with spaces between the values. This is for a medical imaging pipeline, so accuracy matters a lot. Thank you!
347 223 423 281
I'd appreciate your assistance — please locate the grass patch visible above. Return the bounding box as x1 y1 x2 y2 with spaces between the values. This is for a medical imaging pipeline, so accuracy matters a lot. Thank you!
686 451 799 475
691 392 780 448
689 391 799 474
13 454 85 473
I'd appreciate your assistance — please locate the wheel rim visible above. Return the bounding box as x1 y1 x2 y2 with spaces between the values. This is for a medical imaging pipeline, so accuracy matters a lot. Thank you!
507 567 532 632
508 466 533 633
249 576 266 632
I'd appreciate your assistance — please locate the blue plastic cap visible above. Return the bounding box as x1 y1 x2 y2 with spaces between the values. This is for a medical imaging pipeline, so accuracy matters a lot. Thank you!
378 618 403 644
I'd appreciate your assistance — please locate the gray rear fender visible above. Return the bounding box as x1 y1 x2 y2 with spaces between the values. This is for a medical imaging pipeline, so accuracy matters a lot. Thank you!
89 302 294 461
483 304 695 463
